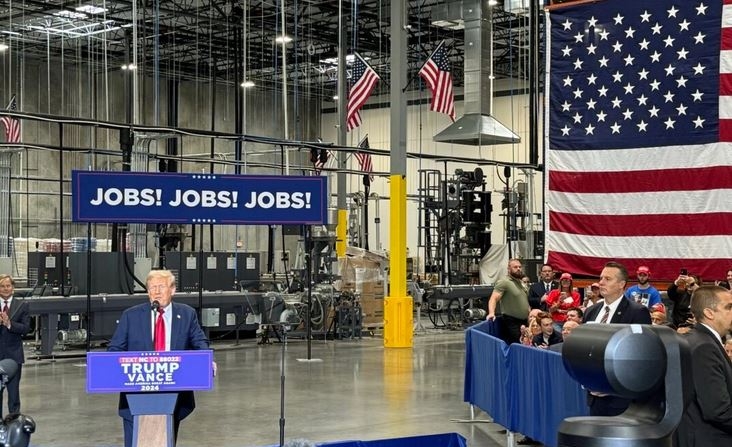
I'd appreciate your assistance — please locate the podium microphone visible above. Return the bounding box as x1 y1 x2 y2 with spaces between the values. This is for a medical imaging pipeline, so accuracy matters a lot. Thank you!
151 300 160 311
0 359 18 385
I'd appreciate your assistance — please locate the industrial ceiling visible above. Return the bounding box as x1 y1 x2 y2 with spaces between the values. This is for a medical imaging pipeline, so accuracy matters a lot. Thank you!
0 0 541 100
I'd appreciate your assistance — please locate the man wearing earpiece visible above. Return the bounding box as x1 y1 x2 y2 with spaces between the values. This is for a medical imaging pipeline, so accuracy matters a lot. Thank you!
108 269 212 447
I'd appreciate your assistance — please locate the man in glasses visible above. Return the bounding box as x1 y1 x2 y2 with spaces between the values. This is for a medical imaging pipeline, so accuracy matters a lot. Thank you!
668 273 702 329
528 263 557 311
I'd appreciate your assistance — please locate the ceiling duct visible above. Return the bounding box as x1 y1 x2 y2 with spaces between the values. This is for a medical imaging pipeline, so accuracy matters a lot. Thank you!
432 0 520 146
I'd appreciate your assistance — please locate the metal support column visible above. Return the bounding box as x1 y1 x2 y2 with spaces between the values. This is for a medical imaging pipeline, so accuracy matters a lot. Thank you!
336 0 348 258
384 0 412 348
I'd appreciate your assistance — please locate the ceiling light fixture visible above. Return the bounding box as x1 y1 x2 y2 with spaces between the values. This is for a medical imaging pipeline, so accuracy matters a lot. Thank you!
275 35 292 44
53 10 88 20
0 43 8 52
76 5 108 14
241 80 255 88
319 54 361 65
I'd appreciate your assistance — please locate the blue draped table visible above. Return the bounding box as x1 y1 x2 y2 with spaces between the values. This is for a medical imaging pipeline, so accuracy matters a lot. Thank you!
464 321 588 447
319 433 467 447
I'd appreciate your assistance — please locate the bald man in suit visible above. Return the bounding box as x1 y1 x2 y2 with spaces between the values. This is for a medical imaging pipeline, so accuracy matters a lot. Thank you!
675 286 732 446
108 269 210 447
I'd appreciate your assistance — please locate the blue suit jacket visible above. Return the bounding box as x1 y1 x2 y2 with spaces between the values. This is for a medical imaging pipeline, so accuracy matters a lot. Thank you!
0 298 31 365
108 301 209 420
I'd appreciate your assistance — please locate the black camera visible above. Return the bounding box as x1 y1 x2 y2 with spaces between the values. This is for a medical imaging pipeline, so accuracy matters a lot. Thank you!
0 414 35 447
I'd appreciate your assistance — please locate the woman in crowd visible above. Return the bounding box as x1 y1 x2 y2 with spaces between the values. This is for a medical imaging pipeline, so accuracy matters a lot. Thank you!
545 273 581 333
520 313 542 346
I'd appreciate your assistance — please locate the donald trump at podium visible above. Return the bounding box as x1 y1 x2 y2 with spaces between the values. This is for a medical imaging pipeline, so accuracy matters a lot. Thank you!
108 269 211 447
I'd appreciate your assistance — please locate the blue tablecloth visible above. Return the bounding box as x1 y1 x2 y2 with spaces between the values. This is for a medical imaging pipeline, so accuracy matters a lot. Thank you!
507 344 588 446
319 433 467 447
464 323 589 447
463 323 511 430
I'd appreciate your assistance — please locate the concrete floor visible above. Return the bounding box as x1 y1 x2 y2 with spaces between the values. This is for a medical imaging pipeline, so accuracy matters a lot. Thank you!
16 329 510 447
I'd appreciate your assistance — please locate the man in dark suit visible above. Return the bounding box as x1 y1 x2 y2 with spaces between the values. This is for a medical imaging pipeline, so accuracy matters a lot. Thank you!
108 269 211 447
582 261 651 416
528 263 557 310
675 285 732 446
532 311 563 348
0 275 30 418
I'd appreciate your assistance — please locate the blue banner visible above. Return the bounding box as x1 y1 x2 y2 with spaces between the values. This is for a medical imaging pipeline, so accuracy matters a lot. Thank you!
72 171 328 225
86 350 214 393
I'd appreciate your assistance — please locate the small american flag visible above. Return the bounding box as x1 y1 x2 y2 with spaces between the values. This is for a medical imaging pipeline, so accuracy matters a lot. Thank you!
419 41 456 121
347 53 380 131
354 136 374 182
545 0 732 280
0 96 20 143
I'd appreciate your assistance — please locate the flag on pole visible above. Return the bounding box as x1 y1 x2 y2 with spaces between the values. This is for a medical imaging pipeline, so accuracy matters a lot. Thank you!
545 0 732 280
419 41 456 121
0 96 20 143
312 139 335 175
347 53 380 131
354 136 374 182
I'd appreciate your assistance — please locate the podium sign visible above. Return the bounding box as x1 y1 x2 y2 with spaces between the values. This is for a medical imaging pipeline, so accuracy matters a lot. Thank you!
86 350 214 393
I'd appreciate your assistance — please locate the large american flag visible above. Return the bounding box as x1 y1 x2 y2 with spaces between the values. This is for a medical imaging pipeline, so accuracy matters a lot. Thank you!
419 40 456 121
545 0 732 281
0 96 20 143
354 136 374 182
347 53 380 131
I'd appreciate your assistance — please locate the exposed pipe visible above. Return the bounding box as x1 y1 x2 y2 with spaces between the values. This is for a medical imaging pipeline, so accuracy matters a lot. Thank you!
280 0 289 175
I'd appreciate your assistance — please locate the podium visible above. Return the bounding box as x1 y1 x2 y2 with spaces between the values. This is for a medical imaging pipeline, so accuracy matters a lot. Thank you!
87 350 214 447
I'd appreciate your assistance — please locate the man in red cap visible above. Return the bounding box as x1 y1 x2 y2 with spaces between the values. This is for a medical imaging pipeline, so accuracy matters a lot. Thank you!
650 303 671 326
625 265 661 308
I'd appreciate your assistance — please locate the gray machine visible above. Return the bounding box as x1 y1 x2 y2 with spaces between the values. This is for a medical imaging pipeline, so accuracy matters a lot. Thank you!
559 324 691 447
164 251 260 292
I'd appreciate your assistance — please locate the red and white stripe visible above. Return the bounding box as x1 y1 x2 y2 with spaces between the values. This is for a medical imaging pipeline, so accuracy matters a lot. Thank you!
419 63 456 121
544 5 732 281
346 63 379 131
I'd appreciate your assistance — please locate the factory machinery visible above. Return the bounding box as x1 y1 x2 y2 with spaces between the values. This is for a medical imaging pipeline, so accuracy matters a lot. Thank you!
20 238 363 356
416 166 533 329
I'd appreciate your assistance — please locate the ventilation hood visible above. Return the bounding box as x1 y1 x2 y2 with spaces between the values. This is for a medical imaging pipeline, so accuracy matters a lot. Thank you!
432 0 520 146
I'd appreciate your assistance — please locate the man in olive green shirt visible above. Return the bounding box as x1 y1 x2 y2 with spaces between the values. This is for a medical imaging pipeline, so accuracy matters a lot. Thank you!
487 258 530 344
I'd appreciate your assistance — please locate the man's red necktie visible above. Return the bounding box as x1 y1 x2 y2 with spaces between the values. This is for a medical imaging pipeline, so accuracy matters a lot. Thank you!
2 301 8 314
154 308 166 351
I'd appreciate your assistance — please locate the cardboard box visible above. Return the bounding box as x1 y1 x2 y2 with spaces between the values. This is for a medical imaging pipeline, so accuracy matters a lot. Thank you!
361 280 385 297
360 297 384 325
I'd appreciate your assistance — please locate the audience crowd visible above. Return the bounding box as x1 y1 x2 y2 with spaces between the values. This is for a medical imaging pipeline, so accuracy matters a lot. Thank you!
486 259 732 446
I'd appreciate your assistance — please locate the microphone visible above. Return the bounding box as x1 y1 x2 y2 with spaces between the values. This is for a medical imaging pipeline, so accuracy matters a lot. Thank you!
0 359 18 384
151 300 160 311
